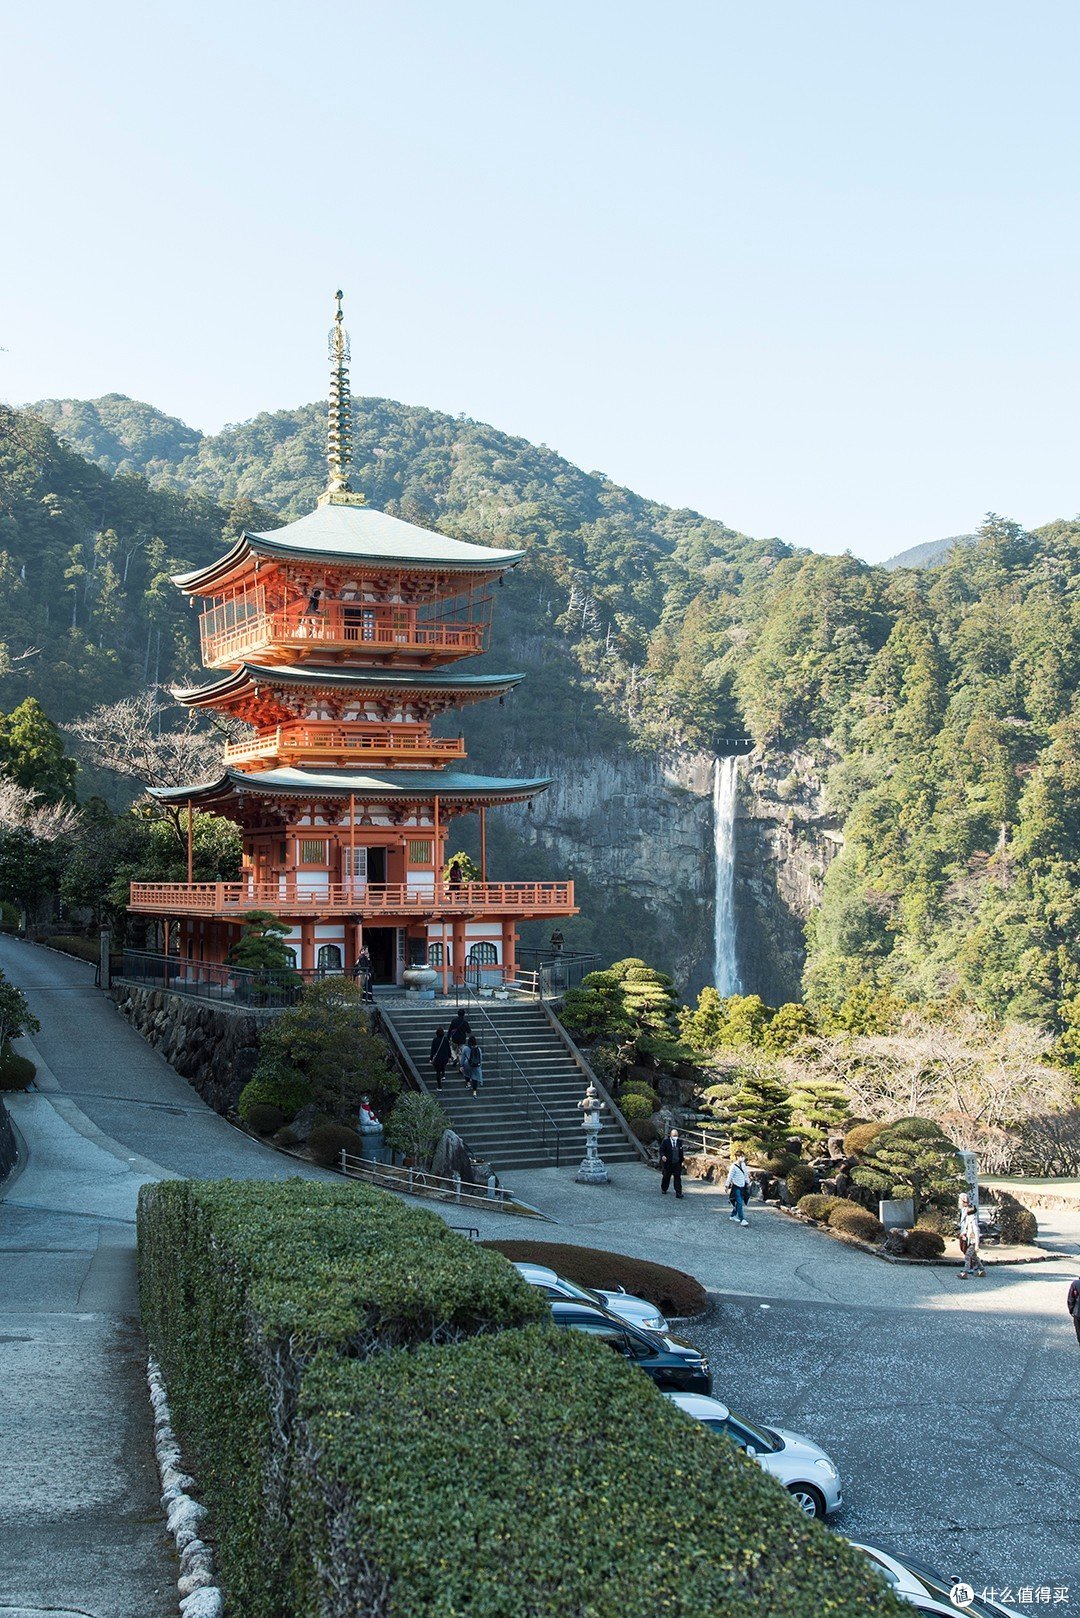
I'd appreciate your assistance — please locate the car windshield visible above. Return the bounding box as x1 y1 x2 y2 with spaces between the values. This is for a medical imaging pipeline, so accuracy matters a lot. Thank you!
551 1277 604 1308
722 1413 780 1454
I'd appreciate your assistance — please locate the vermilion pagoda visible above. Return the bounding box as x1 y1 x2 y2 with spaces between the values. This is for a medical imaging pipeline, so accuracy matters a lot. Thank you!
128 294 575 987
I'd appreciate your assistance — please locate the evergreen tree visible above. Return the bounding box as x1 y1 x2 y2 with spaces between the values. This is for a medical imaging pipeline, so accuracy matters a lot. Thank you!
0 698 77 801
728 1063 794 1155
852 1117 965 1214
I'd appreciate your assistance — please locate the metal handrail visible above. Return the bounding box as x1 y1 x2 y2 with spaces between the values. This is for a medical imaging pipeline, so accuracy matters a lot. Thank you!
338 1151 539 1217
455 982 563 1167
536 998 651 1164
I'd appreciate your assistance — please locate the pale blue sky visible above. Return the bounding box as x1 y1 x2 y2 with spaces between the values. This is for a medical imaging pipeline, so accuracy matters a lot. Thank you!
3 1 1078 561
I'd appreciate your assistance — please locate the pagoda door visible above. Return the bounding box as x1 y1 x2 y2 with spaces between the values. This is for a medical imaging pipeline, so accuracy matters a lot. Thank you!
343 844 367 899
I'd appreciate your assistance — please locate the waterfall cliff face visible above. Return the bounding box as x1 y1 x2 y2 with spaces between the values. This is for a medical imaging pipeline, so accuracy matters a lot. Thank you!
711 756 741 995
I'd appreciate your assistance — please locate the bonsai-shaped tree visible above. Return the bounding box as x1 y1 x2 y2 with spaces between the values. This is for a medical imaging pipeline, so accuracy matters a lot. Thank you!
228 910 300 999
852 1116 965 1215
561 969 634 1044
384 1091 450 1168
727 1059 794 1157
788 1076 849 1136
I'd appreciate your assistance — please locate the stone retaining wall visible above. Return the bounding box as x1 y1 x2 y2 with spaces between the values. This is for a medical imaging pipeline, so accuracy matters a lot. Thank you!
111 982 276 1115
0 1096 17 1183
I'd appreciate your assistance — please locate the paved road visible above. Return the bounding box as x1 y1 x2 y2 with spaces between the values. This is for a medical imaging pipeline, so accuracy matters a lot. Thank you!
0 938 329 1618
425 1158 1080 1596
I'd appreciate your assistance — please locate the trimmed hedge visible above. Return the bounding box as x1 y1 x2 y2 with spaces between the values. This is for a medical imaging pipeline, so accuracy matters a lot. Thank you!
137 1178 546 1616
786 1165 816 1202
307 1121 363 1166
481 1239 708 1317
797 1193 840 1222
843 1119 888 1156
44 933 100 963
905 1227 946 1259
827 1202 885 1242
0 1046 36 1091
620 1091 654 1122
292 1328 907 1618
245 1102 284 1135
237 1067 312 1123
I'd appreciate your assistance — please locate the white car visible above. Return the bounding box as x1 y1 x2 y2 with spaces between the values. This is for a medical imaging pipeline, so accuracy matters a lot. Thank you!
512 1261 667 1334
853 1544 1024 1617
665 1391 843 1517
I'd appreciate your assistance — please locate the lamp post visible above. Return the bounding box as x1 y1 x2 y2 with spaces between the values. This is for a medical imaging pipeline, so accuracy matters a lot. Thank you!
575 1081 610 1185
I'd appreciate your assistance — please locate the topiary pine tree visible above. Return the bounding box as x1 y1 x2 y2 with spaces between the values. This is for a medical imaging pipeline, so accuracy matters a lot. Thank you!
727 1061 794 1156
788 1076 849 1136
608 958 679 1035
852 1116 965 1215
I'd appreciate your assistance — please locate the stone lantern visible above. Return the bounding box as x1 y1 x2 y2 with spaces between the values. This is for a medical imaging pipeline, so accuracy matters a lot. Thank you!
575 1081 610 1185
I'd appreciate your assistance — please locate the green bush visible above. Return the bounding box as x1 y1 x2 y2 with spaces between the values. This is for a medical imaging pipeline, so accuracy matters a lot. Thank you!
757 1151 799 1177
237 1065 312 1123
137 1179 546 1617
827 1202 885 1242
843 1120 888 1156
620 1092 654 1122
621 1079 660 1110
0 900 19 932
995 1193 1038 1245
245 1102 284 1135
45 933 99 963
631 1116 659 1144
787 1165 816 1202
911 1203 956 1237
291 1328 907 1618
383 1091 449 1167
273 1126 299 1148
852 1117 965 1215
308 1122 363 1167
904 1227 946 1259
797 1193 840 1221
0 1046 36 1090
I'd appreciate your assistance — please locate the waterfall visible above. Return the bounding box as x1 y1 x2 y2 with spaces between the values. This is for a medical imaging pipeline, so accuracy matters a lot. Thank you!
712 755 741 996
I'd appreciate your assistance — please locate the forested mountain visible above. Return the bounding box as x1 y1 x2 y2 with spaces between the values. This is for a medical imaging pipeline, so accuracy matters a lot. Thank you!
7 394 1080 1042
881 533 973 571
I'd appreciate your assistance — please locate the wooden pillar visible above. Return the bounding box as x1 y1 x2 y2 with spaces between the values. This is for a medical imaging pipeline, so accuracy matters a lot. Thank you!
501 919 517 981
349 792 356 898
433 795 440 887
479 806 487 882
440 919 448 995
300 921 315 976
186 800 194 886
451 918 467 991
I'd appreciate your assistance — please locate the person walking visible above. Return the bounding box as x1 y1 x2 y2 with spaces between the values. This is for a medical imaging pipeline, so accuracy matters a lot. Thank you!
658 1126 685 1198
726 1151 751 1225
957 1194 985 1278
429 1025 452 1091
460 1033 483 1095
447 1008 471 1065
1067 1277 1080 1346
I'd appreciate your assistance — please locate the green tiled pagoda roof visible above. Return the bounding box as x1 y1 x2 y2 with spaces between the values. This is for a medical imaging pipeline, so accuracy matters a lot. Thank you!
148 766 552 807
173 663 525 704
172 502 524 593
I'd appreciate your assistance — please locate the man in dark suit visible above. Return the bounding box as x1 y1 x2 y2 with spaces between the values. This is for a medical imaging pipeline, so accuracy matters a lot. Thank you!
659 1127 685 1199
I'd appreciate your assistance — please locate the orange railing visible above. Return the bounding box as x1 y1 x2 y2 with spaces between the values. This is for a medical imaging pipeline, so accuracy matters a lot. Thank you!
222 726 467 766
199 602 485 666
129 880 576 918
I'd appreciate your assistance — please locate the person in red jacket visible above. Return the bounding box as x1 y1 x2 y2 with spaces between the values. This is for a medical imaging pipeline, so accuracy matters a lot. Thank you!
1068 1277 1080 1346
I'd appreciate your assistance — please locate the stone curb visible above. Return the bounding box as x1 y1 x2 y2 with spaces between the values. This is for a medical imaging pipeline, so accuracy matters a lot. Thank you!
147 1356 224 1617
770 1203 1054 1266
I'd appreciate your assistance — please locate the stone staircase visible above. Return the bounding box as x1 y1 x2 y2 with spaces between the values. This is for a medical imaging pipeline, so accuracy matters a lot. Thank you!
379 1000 644 1173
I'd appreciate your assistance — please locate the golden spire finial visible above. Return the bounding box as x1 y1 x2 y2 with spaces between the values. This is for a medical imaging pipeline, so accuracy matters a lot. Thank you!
321 289 365 505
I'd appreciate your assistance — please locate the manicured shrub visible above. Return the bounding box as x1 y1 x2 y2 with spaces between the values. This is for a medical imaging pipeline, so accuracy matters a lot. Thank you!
621 1079 659 1110
383 1091 449 1167
995 1193 1038 1245
843 1120 888 1156
273 1126 299 1148
481 1239 708 1317
291 1328 907 1618
797 1193 840 1222
237 1065 312 1123
0 1047 36 1090
787 1165 816 1202
137 1179 546 1617
757 1152 799 1177
853 1116 965 1215
244 1102 284 1135
620 1092 654 1122
904 1227 946 1259
46 933 100 963
827 1202 885 1242
631 1117 659 1144
307 1123 363 1166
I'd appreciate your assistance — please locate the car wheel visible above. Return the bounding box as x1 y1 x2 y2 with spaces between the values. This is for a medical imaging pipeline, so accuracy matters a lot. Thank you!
786 1483 826 1519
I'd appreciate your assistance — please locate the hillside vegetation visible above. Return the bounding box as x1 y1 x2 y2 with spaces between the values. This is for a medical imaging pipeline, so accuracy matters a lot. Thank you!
6 395 1079 1042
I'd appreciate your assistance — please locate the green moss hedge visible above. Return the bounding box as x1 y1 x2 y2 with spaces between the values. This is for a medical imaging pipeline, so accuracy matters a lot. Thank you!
137 1178 546 1615
292 1327 904 1618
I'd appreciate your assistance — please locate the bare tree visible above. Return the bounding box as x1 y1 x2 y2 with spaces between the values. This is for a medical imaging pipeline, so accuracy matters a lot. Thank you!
67 692 235 792
0 778 81 841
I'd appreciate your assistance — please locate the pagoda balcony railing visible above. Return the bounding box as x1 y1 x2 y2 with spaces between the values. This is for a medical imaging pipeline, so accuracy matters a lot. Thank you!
222 725 467 767
129 879 576 919
200 602 486 668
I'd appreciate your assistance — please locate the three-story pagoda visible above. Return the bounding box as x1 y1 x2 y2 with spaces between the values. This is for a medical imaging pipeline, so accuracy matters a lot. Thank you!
129 294 575 988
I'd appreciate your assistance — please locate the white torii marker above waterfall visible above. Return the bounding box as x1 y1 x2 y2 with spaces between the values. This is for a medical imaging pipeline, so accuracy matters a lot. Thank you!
712 755 741 996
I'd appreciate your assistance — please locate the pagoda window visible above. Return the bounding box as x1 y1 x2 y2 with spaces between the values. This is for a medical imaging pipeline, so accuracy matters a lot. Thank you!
408 838 433 865
317 944 342 973
427 942 444 967
299 837 328 865
468 942 498 966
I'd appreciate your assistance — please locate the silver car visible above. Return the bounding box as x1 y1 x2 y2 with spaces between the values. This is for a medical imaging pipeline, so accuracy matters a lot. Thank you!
512 1261 667 1334
664 1391 843 1518
853 1543 1024 1617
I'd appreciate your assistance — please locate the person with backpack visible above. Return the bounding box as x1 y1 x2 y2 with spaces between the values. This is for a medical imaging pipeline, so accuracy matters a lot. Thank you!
429 1025 452 1091
958 1194 985 1278
1068 1277 1080 1346
460 1033 483 1095
447 1008 471 1063
726 1151 751 1225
